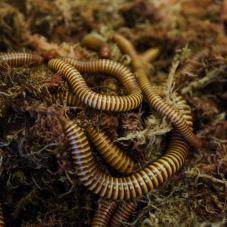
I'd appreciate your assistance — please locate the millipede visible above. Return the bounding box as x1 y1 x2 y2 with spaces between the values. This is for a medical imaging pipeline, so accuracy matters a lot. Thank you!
0 204 4 227
0 41 200 225
112 34 202 148
48 58 143 112
0 52 44 68
86 125 135 175
63 99 192 200
109 201 137 227
87 124 138 226
91 199 117 227
81 34 112 59
52 91 83 107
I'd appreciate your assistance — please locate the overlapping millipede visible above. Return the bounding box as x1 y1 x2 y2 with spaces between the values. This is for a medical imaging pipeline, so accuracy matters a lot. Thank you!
63 109 191 200
0 30 202 226
48 58 143 112
112 34 202 149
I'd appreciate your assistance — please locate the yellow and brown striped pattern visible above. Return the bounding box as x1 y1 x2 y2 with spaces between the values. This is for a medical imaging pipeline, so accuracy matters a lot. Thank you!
48 58 143 112
91 199 117 227
0 204 4 227
86 126 135 175
109 201 137 227
52 91 83 107
63 102 192 200
112 33 202 148
0 52 43 68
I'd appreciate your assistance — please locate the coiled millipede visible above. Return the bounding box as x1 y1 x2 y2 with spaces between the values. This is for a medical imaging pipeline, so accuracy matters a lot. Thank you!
0 52 44 68
112 34 202 149
63 100 192 200
0 204 4 227
48 58 143 112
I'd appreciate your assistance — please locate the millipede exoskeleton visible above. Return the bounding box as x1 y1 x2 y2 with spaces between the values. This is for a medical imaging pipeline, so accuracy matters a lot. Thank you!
63 101 192 200
0 204 4 227
86 126 135 175
52 91 83 107
48 58 143 112
109 201 137 227
112 33 202 148
91 199 117 227
0 52 43 68
81 34 112 59
87 123 137 226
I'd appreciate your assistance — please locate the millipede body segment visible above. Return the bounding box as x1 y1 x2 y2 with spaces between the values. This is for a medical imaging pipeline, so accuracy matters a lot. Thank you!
0 204 4 227
112 34 202 148
91 199 117 227
64 104 191 200
86 126 135 175
52 91 83 107
48 58 143 112
0 52 43 67
109 201 137 227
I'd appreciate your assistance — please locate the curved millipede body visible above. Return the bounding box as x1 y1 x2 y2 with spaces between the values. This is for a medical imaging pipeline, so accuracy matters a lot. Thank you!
52 91 83 107
91 199 117 227
112 34 202 148
48 58 143 112
81 34 112 59
141 47 160 63
86 126 135 175
0 52 43 67
109 201 137 227
0 204 4 227
63 104 192 200
87 122 137 226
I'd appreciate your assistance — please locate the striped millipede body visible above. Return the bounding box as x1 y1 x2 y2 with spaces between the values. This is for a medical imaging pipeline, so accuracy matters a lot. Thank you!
91 199 117 227
109 201 137 227
88 126 137 226
112 34 202 149
0 52 43 67
48 58 143 112
63 100 192 200
52 91 83 107
86 126 135 175
81 34 112 59
0 204 4 227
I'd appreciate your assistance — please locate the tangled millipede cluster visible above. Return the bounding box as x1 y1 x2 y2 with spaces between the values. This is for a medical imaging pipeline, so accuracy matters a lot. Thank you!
0 34 202 226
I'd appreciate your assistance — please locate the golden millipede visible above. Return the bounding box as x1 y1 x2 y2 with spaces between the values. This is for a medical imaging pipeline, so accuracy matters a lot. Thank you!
52 91 83 107
63 102 192 200
91 199 117 227
0 52 43 67
0 203 4 227
112 34 202 148
86 126 135 175
48 58 143 112
109 201 137 227
81 34 112 59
